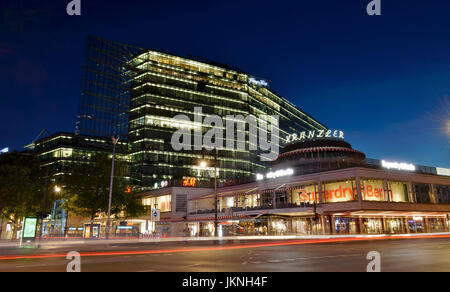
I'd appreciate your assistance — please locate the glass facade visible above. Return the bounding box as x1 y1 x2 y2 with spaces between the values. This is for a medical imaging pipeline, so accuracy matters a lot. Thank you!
388 181 411 202
291 184 319 205
143 195 172 212
127 50 326 191
35 133 129 180
323 179 357 203
435 185 450 204
360 179 411 202
414 183 432 204
185 174 450 237
361 179 386 201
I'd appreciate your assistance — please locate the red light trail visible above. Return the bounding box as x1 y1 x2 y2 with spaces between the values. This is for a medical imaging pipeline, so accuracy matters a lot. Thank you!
0 234 449 261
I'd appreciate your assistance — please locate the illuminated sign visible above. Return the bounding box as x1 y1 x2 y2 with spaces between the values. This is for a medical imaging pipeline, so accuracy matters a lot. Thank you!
0 148 8 154
23 217 38 239
436 167 450 177
153 181 168 189
183 177 197 187
125 186 132 194
249 77 269 87
295 185 319 204
381 160 415 171
323 185 356 202
256 168 294 180
286 130 344 143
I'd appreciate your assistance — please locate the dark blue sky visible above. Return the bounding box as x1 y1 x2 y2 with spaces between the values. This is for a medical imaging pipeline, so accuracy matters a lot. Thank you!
0 0 449 167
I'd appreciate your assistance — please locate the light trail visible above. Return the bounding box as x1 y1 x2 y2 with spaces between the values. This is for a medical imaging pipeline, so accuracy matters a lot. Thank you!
0 234 449 261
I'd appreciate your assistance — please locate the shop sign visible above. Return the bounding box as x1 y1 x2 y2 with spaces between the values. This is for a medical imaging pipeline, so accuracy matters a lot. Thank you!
297 188 319 203
323 186 356 202
153 180 169 189
381 160 415 171
256 168 294 180
183 177 197 187
249 77 269 87
286 129 344 143
436 167 450 177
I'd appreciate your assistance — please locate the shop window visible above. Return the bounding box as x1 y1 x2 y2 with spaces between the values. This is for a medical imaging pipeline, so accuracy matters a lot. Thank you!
323 179 357 203
334 217 358 234
361 179 386 201
414 184 432 204
363 218 383 234
388 181 410 202
435 185 450 204
291 184 319 205
408 217 426 233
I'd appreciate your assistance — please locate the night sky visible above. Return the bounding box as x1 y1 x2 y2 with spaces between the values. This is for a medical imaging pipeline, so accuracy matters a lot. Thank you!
0 0 449 167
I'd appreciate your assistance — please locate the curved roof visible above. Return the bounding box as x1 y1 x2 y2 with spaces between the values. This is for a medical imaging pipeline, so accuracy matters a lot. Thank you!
279 146 366 159
282 138 353 154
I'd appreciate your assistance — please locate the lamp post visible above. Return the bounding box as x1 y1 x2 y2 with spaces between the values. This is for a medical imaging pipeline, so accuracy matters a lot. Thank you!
200 148 218 237
39 167 49 244
37 167 53 247
38 169 61 247
105 136 119 240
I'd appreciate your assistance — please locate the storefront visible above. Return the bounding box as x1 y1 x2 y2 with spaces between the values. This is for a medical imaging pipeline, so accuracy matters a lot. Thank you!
292 217 322 235
333 217 359 234
408 217 426 233
363 218 383 234
151 143 450 237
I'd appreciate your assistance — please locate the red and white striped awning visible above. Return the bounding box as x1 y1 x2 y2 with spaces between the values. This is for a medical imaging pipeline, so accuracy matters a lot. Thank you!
279 146 364 158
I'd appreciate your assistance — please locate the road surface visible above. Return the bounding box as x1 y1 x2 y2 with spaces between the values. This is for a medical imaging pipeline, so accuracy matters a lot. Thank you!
0 237 449 272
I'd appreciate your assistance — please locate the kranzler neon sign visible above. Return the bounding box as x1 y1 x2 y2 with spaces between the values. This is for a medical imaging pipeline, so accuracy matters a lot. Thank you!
286 130 344 143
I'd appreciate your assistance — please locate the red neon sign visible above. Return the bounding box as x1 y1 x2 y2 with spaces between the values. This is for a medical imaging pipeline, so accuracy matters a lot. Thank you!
183 177 197 187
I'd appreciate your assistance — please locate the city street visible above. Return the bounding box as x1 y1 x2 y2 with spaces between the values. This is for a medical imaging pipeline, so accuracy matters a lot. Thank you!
0 237 449 272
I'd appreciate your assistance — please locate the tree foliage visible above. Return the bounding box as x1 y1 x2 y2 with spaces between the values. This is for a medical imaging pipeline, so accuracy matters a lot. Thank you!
63 152 145 224
0 151 50 233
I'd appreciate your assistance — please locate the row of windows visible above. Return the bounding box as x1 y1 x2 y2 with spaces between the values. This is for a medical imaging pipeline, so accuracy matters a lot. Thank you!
191 179 450 213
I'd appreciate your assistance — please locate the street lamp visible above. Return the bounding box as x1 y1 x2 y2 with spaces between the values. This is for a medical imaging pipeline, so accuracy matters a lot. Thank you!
38 167 49 246
38 171 62 246
106 136 119 240
199 149 218 237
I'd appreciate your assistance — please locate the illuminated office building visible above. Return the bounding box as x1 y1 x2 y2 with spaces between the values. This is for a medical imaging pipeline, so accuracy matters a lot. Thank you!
76 37 326 192
126 48 326 191
34 132 129 180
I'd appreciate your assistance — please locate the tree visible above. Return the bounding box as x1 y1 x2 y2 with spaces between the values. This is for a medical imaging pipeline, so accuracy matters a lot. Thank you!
0 151 52 239
63 152 145 238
